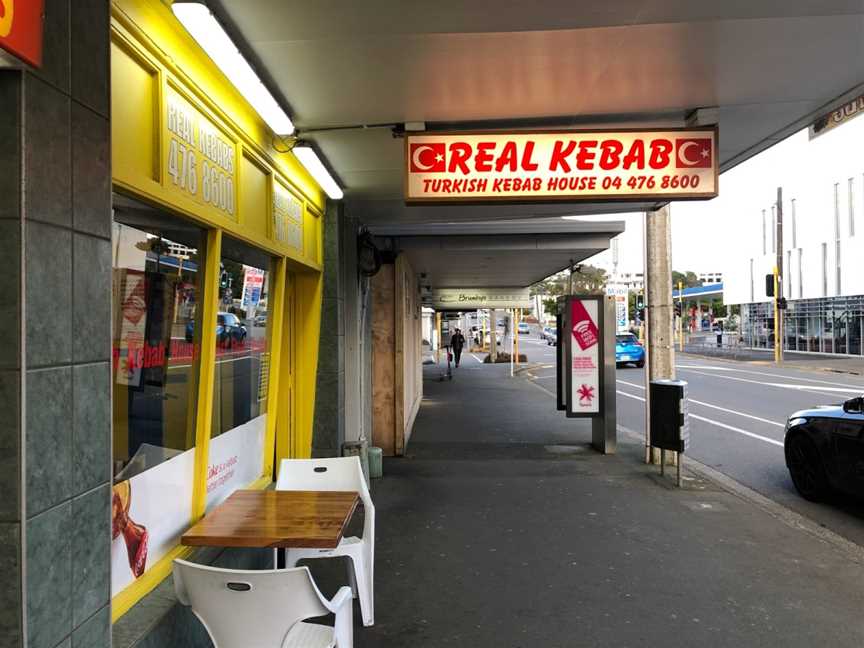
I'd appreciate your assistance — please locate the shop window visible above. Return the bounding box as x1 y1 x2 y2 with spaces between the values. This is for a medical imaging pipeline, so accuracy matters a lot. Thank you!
110 193 206 595
207 235 274 510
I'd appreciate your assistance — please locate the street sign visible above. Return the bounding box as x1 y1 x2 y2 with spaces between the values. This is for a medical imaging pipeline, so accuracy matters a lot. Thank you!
0 0 45 68
405 128 718 203
606 284 629 333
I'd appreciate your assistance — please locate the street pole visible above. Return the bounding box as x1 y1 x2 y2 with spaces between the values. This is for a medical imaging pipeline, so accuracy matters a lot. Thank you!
646 205 676 466
510 308 515 377
435 311 442 364
515 308 520 366
678 280 684 353
489 308 498 363
776 187 784 364
642 211 651 463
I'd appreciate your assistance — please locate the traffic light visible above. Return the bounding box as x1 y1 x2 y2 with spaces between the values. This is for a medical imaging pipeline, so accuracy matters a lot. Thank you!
674 302 682 317
777 296 788 310
765 273 775 297
636 294 645 310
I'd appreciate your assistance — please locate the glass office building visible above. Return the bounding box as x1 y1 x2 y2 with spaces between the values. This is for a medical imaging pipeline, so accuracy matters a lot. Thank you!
741 296 864 356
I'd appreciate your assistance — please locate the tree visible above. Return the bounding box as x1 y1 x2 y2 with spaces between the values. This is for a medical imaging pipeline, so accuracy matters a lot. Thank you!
671 270 702 290
532 265 608 316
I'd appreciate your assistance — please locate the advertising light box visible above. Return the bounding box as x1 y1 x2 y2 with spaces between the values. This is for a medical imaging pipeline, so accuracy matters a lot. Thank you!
405 128 718 203
559 296 605 418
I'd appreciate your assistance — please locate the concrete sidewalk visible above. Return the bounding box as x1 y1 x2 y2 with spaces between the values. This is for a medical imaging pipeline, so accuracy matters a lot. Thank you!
356 361 864 647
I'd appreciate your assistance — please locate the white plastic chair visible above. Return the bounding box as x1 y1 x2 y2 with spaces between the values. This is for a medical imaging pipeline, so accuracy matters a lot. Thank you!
275 457 375 627
173 559 353 648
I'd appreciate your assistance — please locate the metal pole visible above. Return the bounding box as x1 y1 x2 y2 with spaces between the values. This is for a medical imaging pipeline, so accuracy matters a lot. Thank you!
515 308 521 366
510 308 515 377
776 186 784 364
678 280 684 353
642 211 652 464
677 452 682 487
436 311 442 364
773 266 780 364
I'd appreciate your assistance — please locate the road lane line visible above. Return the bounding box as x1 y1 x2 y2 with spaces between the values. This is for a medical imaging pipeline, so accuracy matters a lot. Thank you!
690 414 784 448
616 388 784 448
616 379 785 427
470 353 484 363
677 363 864 389
676 367 854 398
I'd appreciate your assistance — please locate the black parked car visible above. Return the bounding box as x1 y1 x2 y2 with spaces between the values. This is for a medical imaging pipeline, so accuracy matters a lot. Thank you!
784 395 864 501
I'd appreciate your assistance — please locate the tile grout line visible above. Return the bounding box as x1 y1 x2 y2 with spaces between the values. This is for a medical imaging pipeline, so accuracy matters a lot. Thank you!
19 69 28 648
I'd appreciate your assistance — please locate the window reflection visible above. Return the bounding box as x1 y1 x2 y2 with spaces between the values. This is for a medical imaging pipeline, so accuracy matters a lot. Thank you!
111 194 205 481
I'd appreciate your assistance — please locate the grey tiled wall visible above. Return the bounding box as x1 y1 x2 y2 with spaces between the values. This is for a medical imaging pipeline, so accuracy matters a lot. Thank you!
0 2 112 648
313 202 346 456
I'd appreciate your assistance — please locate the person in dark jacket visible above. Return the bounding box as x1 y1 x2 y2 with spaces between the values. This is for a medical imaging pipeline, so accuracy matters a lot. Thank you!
451 328 466 367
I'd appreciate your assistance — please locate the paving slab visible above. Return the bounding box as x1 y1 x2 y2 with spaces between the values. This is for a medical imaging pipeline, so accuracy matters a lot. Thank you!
356 362 864 647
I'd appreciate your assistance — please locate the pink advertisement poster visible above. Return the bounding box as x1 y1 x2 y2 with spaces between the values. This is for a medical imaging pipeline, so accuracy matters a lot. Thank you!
570 299 600 414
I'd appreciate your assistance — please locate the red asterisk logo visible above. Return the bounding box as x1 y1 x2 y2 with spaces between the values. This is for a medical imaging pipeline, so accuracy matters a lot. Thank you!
577 384 595 406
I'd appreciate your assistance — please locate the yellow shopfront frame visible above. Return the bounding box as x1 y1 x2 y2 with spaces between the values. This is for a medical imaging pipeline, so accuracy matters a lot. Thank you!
109 0 326 620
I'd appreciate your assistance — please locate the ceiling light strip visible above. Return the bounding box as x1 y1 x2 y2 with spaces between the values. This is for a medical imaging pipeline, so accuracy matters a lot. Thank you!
172 2 294 136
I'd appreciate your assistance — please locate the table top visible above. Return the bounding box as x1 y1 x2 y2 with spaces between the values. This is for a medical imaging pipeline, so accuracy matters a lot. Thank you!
181 490 360 549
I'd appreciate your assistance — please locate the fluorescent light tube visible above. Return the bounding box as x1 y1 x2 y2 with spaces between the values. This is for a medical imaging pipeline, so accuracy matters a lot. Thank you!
172 2 294 136
293 146 344 200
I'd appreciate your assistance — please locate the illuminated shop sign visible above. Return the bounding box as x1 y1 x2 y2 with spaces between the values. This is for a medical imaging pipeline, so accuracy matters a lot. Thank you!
405 128 718 203
0 0 44 67
810 94 864 139
430 287 532 310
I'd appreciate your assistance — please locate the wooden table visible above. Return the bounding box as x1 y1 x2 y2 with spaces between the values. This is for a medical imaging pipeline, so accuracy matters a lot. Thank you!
181 490 360 549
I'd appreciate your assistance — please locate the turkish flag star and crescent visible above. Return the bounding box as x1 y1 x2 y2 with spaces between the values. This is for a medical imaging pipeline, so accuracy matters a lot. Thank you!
675 138 713 168
409 143 446 173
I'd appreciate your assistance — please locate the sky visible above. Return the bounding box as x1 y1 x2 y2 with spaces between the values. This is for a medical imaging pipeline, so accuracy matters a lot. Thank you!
575 208 727 276
575 117 856 278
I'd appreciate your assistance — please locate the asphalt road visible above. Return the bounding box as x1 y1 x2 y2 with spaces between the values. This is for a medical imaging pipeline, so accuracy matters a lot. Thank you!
515 326 864 548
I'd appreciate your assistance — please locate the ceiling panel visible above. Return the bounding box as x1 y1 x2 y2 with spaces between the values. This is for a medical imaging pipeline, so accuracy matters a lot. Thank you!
212 1 864 220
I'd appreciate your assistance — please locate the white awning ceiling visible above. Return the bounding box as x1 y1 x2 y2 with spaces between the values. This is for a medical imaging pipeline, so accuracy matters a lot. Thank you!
213 0 864 225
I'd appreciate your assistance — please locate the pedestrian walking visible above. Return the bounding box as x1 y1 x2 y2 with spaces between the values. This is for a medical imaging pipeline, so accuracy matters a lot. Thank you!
451 328 466 367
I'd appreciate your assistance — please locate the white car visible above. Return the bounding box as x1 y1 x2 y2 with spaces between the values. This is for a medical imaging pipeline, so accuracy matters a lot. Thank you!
484 331 503 346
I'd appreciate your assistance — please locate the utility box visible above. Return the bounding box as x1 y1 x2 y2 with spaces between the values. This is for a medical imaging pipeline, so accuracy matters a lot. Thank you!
649 379 689 453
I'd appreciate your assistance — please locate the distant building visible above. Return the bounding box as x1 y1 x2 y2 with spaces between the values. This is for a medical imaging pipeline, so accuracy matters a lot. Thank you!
722 120 864 356
698 272 723 285
618 271 644 292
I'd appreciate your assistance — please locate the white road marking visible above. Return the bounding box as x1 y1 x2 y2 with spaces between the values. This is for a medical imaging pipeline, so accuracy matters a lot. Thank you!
690 414 784 448
678 367 858 397
677 363 864 389
529 379 556 398
615 389 784 448
616 379 785 428
470 353 484 363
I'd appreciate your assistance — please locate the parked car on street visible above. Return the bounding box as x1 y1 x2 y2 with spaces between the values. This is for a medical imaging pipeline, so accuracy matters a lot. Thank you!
185 311 247 347
517 322 530 335
784 396 864 501
615 333 645 367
